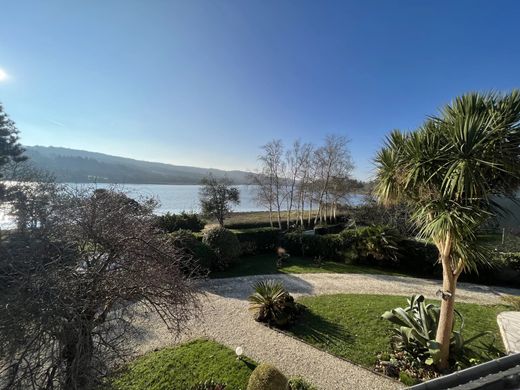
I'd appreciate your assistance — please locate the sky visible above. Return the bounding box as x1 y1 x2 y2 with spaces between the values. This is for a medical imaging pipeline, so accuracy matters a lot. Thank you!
0 1 519 180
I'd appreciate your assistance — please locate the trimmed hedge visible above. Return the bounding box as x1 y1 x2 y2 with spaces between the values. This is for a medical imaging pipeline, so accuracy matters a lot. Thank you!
203 227 240 270
281 233 344 260
156 212 205 233
234 228 281 255
247 363 288 390
313 223 347 235
226 220 305 231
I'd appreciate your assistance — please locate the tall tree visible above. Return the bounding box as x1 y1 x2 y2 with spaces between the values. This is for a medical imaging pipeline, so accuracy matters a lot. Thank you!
313 135 353 224
374 91 520 369
0 103 25 179
258 140 286 228
199 174 240 226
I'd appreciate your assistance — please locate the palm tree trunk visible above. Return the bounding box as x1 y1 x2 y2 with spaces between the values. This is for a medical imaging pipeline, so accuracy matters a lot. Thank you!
435 266 457 370
435 235 456 371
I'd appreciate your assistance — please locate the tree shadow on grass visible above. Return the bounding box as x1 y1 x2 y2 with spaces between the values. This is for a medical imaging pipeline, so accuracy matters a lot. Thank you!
289 308 354 347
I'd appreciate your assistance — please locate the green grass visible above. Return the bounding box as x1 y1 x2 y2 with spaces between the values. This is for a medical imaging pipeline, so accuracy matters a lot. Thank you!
110 339 256 390
212 253 412 278
286 294 506 368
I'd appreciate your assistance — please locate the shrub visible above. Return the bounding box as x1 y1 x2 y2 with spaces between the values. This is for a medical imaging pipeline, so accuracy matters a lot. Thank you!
191 380 227 390
313 223 346 235
341 225 401 266
247 363 288 390
382 295 497 368
288 377 316 390
156 211 205 233
399 371 419 387
280 233 343 260
248 280 301 328
398 239 439 276
170 229 215 275
203 227 240 270
234 228 280 255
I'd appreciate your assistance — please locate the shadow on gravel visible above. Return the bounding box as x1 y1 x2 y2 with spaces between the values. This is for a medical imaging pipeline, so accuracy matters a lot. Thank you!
199 274 314 300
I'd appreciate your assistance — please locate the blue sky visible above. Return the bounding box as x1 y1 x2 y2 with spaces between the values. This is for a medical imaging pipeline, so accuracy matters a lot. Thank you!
0 0 519 180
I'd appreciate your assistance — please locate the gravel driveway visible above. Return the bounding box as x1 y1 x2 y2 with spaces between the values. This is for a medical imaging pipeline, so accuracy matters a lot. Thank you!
131 273 520 390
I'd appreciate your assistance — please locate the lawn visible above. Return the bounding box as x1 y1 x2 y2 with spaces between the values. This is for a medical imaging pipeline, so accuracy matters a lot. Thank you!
212 253 412 278
110 339 256 390
286 294 506 368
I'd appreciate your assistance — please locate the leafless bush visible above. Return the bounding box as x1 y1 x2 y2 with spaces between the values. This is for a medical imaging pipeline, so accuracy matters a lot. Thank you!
0 185 200 389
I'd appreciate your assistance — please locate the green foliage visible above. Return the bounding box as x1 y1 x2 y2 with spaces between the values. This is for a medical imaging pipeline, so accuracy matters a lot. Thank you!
156 211 205 233
0 103 26 179
247 363 288 390
169 229 215 275
287 294 504 368
281 233 343 260
234 228 280 255
248 280 301 328
382 295 499 368
374 91 520 275
398 371 419 386
199 175 240 226
341 225 402 266
313 223 346 235
190 379 227 390
203 227 240 270
288 377 317 390
398 239 439 275
110 339 256 390
212 254 408 279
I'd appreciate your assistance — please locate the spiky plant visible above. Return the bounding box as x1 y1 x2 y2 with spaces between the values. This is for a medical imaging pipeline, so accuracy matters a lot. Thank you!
374 91 520 369
248 280 298 327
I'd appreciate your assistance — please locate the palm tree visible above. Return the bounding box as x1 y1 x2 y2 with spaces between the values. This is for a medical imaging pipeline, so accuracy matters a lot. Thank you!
374 91 520 369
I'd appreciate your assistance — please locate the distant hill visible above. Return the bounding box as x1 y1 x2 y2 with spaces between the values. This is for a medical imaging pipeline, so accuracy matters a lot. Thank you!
23 145 253 185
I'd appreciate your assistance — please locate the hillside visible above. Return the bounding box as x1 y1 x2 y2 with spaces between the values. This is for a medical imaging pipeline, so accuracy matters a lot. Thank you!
23 146 253 185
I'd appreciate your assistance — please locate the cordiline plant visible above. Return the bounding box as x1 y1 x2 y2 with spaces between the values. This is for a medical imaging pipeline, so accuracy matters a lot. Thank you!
374 91 520 369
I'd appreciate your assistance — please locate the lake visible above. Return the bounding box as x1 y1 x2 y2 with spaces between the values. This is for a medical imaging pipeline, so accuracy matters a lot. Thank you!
0 183 365 229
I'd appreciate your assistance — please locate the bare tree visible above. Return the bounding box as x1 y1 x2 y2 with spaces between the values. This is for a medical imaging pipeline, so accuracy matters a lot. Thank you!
199 174 240 226
250 172 275 227
0 185 200 390
284 140 312 227
257 140 286 229
313 135 353 224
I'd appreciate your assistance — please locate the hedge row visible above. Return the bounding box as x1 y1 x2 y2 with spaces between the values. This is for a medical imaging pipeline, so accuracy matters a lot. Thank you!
233 228 281 256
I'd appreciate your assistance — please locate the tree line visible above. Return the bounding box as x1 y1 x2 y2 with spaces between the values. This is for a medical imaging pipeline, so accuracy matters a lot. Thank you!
251 134 360 228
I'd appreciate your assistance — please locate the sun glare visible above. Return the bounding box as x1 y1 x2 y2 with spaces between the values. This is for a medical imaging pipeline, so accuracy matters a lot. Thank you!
0 68 8 81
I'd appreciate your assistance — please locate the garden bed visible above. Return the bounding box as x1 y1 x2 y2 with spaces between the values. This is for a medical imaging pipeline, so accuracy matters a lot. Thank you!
285 294 506 368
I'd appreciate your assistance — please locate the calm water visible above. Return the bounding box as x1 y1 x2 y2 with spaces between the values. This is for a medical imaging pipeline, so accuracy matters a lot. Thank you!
0 183 365 229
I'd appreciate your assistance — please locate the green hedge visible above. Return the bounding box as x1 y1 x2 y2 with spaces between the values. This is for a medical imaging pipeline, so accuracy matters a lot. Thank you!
169 230 215 275
281 233 344 260
233 228 281 255
225 220 308 230
156 212 205 233
313 223 347 235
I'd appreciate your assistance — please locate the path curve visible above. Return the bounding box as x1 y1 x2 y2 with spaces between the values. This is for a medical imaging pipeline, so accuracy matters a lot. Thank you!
132 274 520 390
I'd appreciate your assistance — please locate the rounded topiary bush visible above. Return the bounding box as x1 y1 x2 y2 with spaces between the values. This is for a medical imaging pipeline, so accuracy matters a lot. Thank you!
202 226 240 270
247 363 288 390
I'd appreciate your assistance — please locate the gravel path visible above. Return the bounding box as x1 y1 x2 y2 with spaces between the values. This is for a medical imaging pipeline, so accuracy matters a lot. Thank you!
131 273 520 390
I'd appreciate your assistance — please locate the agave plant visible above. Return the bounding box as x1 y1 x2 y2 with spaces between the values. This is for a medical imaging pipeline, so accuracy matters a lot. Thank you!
248 280 299 328
382 295 494 367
